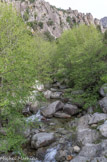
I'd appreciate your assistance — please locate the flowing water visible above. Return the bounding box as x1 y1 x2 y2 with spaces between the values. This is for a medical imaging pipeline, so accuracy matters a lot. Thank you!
26 110 43 122
31 146 59 162
43 146 58 162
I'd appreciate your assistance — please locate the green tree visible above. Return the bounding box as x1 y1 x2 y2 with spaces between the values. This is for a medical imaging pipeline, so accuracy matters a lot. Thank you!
53 25 107 108
0 3 55 153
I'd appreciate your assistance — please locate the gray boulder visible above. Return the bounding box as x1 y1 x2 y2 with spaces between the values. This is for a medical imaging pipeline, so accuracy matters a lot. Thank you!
100 83 107 97
77 114 91 129
54 111 71 118
63 104 79 115
50 92 62 99
77 128 100 145
44 90 62 99
91 157 107 162
44 90 52 99
70 156 89 162
99 97 107 113
101 139 107 156
88 113 107 125
98 120 107 137
30 101 39 114
31 133 55 149
79 143 101 157
41 101 64 118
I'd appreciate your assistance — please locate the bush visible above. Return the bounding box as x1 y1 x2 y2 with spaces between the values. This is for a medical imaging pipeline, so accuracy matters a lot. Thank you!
23 9 29 21
34 12 37 19
44 31 55 42
27 21 37 30
104 29 107 43
47 20 54 26
66 16 71 23
38 21 44 29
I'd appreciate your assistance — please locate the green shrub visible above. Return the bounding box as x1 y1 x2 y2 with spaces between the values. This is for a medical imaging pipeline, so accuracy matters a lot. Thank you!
23 9 29 21
34 12 37 19
27 21 37 30
29 0 35 3
104 30 107 43
47 20 54 26
44 31 55 42
66 16 71 23
38 21 44 29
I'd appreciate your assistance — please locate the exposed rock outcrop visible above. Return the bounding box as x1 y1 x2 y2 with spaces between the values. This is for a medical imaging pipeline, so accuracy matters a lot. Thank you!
4 0 103 38
100 17 107 29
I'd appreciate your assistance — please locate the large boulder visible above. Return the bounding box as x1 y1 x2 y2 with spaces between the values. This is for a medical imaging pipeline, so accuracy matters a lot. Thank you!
41 101 64 118
101 139 107 156
99 97 107 113
31 133 55 149
91 157 107 162
77 128 100 145
88 113 107 125
79 143 101 157
98 120 107 137
63 104 79 115
70 156 89 162
77 114 91 129
99 83 107 97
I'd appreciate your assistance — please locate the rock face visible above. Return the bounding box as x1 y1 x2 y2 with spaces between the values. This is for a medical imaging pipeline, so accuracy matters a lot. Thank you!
41 101 64 117
99 97 107 113
100 17 107 29
5 0 103 38
31 132 55 149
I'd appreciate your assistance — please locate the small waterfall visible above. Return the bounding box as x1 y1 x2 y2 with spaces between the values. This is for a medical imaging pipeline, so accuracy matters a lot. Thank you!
43 145 59 162
26 110 43 122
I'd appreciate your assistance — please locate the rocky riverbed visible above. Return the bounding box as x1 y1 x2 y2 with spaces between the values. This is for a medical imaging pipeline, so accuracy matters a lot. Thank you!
0 81 107 162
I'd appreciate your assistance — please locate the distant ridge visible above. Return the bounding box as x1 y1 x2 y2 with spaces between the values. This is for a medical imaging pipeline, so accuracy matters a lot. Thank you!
2 0 104 37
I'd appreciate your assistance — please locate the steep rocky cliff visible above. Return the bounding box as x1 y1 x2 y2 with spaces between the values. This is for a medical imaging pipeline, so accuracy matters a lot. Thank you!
100 17 107 29
3 0 103 38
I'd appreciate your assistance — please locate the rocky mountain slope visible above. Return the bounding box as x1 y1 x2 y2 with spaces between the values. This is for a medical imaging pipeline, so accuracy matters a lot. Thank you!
100 17 107 29
4 0 103 38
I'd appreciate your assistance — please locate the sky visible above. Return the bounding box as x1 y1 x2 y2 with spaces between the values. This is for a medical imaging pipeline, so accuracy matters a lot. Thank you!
46 0 107 19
